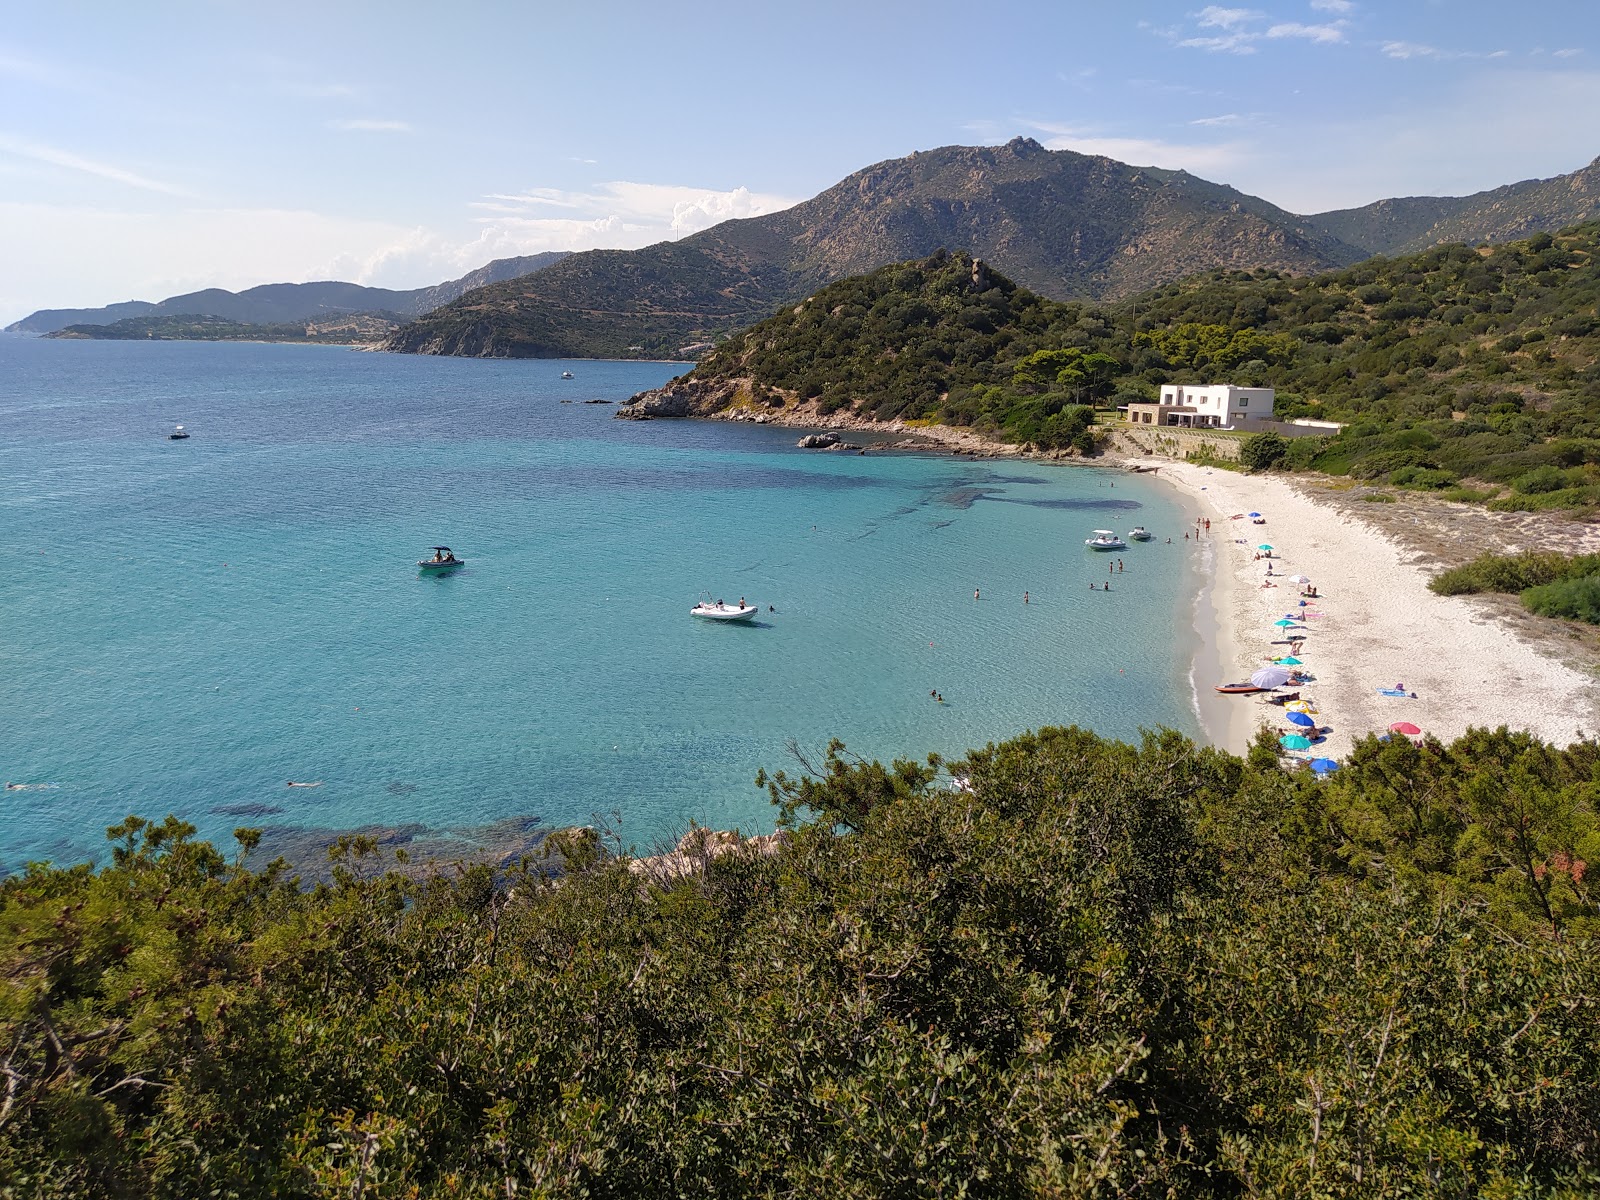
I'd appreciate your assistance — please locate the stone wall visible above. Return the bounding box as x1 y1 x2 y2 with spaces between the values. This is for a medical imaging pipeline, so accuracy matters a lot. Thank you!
1111 423 1246 462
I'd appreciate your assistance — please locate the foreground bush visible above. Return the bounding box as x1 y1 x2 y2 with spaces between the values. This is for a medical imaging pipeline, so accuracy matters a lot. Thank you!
2 727 1597 1197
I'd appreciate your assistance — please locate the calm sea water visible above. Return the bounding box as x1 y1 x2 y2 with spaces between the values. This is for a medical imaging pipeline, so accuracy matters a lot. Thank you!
0 338 1201 868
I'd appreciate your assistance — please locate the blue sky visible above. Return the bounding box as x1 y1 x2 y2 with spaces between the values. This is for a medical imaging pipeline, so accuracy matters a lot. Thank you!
1 0 1596 323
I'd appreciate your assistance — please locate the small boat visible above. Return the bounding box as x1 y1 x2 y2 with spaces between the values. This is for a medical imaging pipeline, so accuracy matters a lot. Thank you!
1214 682 1267 694
418 546 464 571
691 597 758 622
561 370 574 379
168 425 190 440
1085 529 1127 551
1128 526 1152 541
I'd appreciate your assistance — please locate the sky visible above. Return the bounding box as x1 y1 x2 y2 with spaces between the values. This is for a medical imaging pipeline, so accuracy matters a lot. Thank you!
2 0 1597 324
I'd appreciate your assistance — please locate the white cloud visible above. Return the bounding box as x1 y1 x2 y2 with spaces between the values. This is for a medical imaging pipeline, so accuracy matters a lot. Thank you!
1195 7 1262 30
327 118 412 133
1554 48 1584 58
470 180 800 241
1381 41 1447 59
0 177 807 324
1310 0 1353 11
1268 22 1346 44
0 134 191 196
1028 121 1250 176
1190 113 1246 126
1173 7 1346 53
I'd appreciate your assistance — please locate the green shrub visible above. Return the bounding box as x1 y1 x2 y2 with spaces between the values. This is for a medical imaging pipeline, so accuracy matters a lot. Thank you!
1514 464 1571 494
1430 551 1600 595
1487 486 1600 512
1523 573 1600 622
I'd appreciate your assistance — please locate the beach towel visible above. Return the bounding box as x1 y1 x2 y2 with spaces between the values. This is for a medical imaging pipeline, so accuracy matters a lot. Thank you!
1376 688 1413 697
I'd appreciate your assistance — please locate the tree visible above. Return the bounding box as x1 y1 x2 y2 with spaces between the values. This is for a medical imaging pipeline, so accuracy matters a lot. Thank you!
1240 431 1289 472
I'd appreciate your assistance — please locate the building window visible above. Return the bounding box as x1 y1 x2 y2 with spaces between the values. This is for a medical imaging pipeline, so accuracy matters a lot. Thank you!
1239 399 1248 407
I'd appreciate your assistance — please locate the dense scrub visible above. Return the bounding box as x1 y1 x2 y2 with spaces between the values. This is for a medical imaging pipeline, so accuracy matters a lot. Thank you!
687 225 1600 498
1430 550 1600 623
3 724 1598 1197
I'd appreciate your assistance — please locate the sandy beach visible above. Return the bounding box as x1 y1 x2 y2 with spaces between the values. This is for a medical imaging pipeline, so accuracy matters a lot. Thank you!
1156 462 1600 759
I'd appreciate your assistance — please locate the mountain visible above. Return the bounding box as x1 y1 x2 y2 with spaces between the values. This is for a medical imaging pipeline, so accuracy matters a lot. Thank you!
4 251 569 335
382 138 1369 360
1308 157 1600 257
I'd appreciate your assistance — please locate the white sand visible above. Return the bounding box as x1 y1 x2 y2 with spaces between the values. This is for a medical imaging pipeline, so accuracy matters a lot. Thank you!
1157 463 1599 758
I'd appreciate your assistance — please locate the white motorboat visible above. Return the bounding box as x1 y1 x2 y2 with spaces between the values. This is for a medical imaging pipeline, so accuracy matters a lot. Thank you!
1128 526 1152 541
168 424 190 440
691 598 759 622
418 545 464 571
1085 529 1127 551
561 370 574 379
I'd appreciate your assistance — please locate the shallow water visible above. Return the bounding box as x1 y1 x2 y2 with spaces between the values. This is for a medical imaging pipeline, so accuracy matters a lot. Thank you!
0 338 1201 868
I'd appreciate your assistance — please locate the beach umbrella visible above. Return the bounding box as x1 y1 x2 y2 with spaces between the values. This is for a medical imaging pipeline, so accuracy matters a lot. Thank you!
1258 544 1274 551
1286 701 1316 714
1248 512 1261 518
1285 711 1316 728
1273 618 1301 628
1251 667 1291 688
1389 721 1422 736
1280 734 1312 751
1275 656 1303 666
1309 757 1339 773
1285 574 1311 584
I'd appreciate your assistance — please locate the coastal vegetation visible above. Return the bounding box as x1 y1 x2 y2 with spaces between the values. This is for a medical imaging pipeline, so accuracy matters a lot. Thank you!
48 314 402 343
1431 550 1600 623
4 725 1598 1196
660 223 1600 505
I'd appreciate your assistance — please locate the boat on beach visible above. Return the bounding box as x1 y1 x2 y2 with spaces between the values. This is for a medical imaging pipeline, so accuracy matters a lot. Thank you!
418 546 464 571
1214 682 1268 694
1085 530 1127 551
691 597 758 622
1128 526 1152 541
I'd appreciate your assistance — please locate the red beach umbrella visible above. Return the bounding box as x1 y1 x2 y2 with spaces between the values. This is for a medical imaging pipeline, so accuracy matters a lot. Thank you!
1388 721 1422 736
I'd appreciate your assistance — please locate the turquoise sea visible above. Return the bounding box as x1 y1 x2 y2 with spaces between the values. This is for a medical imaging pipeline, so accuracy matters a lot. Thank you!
0 338 1201 869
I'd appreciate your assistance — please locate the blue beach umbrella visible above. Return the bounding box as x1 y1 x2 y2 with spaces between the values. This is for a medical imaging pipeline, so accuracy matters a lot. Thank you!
1248 512 1261 517
1258 544 1274 551
1309 758 1339 773
1275 656 1303 666
1274 618 1300 628
1280 734 1312 751
1285 711 1316 728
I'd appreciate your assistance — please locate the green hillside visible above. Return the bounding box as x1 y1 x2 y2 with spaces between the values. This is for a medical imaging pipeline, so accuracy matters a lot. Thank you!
3 725 1596 1195
655 225 1600 505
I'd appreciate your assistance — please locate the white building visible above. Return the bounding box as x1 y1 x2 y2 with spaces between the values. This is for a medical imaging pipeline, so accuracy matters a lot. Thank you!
1125 384 1274 430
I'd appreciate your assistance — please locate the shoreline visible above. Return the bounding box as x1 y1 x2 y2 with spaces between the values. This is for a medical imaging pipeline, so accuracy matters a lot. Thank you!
1153 462 1600 758
687 403 1600 754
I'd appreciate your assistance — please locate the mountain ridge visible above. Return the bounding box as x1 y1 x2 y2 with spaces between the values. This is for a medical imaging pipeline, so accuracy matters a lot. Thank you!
4 252 570 335
381 138 1373 360
1309 156 1600 257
